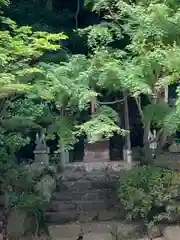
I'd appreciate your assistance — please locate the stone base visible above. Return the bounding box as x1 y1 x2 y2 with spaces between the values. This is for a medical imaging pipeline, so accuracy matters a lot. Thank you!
83 140 109 162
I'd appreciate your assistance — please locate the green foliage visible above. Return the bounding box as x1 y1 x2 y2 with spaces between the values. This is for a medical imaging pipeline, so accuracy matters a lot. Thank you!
82 0 180 140
77 106 127 142
36 54 126 144
79 23 122 49
164 87 180 134
7 167 46 214
143 103 171 127
0 15 67 140
118 166 180 225
0 15 67 220
47 116 77 150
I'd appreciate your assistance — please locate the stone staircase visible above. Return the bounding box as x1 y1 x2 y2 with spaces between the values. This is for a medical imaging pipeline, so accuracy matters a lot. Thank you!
46 162 128 225
46 162 180 240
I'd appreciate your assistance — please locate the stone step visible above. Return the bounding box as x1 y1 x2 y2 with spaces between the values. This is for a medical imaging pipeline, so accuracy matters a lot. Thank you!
48 221 139 239
46 211 79 224
46 209 124 224
50 200 108 212
163 226 180 240
56 179 118 191
51 189 118 201
50 200 121 212
59 171 122 182
63 161 129 173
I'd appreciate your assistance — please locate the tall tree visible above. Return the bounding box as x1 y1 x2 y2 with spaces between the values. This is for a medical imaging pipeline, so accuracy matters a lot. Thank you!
82 0 180 160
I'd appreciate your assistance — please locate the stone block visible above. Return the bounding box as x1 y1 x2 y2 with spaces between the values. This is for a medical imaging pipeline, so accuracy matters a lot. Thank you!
57 238 77 240
168 142 180 153
52 200 106 213
138 238 149 240
153 238 164 240
50 201 77 212
52 191 74 201
147 225 161 239
116 223 139 234
163 225 180 240
81 190 101 201
83 233 112 240
35 174 56 201
79 211 98 222
7 208 29 238
98 211 118 221
25 162 46 178
48 224 81 238
91 180 118 189
46 211 78 224
64 180 92 191
81 221 118 234
79 200 106 212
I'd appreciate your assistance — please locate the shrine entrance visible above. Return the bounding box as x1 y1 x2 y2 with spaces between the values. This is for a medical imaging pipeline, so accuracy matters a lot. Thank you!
69 93 144 164
71 134 124 163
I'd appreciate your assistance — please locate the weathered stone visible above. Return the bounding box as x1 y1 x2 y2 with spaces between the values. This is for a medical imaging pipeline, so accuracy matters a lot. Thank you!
0 234 3 240
64 161 130 172
154 238 164 240
52 190 107 201
116 223 139 234
80 200 106 212
48 224 81 238
83 233 112 240
46 211 78 224
50 201 77 212
52 200 106 213
25 162 46 178
98 211 118 221
64 180 92 191
79 211 98 222
35 174 56 201
138 238 149 240
168 142 180 153
81 222 136 235
91 180 118 189
57 238 76 240
163 225 180 240
147 225 161 239
7 208 29 238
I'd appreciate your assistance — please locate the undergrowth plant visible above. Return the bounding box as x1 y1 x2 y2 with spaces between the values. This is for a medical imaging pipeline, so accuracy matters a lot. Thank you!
118 166 180 226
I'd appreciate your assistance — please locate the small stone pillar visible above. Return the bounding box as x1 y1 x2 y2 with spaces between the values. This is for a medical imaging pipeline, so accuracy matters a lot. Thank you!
34 132 49 165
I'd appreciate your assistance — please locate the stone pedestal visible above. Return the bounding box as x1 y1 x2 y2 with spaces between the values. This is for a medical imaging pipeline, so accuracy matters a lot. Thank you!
83 139 109 162
34 148 49 165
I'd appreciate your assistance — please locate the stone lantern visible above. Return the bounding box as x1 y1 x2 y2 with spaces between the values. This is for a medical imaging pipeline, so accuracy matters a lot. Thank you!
33 131 49 165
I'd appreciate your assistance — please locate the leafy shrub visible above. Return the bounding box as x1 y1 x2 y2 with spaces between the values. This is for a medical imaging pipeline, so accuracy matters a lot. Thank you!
118 166 180 225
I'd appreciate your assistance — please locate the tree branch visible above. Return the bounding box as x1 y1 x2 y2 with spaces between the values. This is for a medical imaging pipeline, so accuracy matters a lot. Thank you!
134 96 144 118
98 97 126 105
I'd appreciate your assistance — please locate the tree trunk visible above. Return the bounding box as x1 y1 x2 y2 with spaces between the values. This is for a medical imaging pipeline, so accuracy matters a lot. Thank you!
123 91 132 168
159 85 169 148
60 108 69 166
